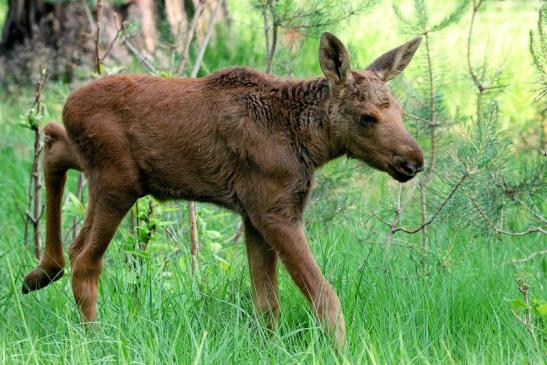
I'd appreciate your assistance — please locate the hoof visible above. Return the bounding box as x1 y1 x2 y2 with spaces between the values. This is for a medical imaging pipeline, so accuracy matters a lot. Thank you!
22 266 64 294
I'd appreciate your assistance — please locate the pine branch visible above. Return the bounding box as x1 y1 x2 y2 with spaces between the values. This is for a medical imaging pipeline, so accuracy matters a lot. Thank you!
394 172 469 234
465 193 546 236
492 176 547 225
430 0 471 32
414 0 429 30
392 1 421 34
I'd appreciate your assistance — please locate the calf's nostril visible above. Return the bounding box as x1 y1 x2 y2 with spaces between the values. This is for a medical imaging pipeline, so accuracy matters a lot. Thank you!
400 161 417 175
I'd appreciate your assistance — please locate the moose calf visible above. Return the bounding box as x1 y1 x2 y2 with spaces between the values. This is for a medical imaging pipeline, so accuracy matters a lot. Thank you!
23 33 423 345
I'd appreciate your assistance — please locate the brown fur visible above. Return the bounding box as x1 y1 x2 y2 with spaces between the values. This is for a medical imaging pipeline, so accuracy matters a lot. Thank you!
22 33 423 345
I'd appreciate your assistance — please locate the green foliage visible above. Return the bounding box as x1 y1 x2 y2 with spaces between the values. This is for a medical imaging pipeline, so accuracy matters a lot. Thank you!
135 198 158 245
438 102 511 227
393 0 470 34
509 296 547 319
64 192 87 219
253 0 377 35
456 102 508 172
18 107 43 130
0 1 6 26
429 0 470 32
530 4 547 77
530 4 547 101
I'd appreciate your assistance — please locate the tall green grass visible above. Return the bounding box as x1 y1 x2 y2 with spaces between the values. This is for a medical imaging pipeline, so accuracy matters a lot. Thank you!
0 195 544 363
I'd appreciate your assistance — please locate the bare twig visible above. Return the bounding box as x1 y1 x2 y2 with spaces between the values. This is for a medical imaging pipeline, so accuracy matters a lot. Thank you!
191 0 224 77
23 68 48 259
188 201 199 275
386 184 403 247
466 0 484 95
71 174 85 241
263 6 271 68
266 4 278 74
95 0 103 74
99 23 123 65
225 221 243 243
31 140 42 260
418 181 428 251
466 0 504 120
115 13 158 74
513 197 547 224
394 172 469 234
415 29 438 262
423 32 436 179
261 0 279 74
123 36 158 74
404 111 440 126
518 280 538 343
492 176 547 225
372 183 418 235
512 249 547 264
176 0 207 75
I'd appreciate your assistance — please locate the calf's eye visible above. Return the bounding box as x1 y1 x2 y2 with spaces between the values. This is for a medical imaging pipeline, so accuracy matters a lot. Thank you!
359 114 376 126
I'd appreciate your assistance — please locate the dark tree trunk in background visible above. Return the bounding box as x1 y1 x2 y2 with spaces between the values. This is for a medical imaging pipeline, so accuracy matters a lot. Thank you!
0 0 94 82
0 0 93 80
0 0 231 83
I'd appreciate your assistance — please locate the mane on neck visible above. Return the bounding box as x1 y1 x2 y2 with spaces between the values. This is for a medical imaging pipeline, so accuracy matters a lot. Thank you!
206 67 337 169
205 66 329 98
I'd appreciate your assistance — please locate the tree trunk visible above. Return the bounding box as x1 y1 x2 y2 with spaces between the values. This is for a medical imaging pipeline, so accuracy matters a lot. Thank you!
136 0 157 56
165 0 187 49
0 0 95 82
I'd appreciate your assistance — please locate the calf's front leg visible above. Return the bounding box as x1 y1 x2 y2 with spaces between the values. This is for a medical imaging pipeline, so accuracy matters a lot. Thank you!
250 216 346 345
244 218 280 330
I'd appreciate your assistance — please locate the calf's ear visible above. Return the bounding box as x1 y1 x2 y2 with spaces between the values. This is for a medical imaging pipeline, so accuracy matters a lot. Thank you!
319 32 352 85
367 37 422 81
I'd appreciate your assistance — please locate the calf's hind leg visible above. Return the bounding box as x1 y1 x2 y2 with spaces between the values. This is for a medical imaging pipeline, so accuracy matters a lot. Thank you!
68 199 95 266
71 186 135 323
22 123 80 293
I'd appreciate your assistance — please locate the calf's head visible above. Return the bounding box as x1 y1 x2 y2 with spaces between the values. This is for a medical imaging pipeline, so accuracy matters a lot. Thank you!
319 32 424 182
